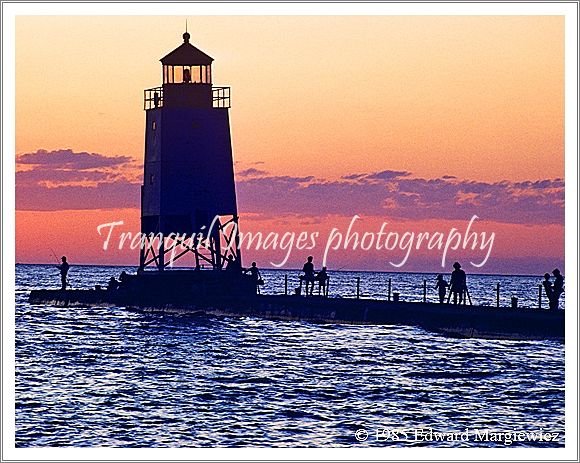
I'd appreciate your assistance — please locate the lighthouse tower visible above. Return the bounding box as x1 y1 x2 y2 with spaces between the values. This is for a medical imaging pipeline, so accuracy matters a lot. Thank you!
140 32 240 272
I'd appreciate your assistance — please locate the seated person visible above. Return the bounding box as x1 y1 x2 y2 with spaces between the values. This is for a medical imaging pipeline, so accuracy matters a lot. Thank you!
315 266 329 295
107 277 119 291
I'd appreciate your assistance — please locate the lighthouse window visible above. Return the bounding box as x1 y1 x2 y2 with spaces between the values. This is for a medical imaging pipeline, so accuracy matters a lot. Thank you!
193 65 210 84
163 65 175 84
163 65 212 84
152 121 156 130
149 174 155 185
174 66 183 84
193 66 201 83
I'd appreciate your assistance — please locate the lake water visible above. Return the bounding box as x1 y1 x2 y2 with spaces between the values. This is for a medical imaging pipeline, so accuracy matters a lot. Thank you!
15 264 565 447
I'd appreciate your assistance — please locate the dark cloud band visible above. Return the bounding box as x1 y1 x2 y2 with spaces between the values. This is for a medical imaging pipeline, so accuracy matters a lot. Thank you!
15 149 564 226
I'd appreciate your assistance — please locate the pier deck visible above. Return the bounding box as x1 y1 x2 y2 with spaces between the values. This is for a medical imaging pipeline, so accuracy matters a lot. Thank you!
28 289 564 341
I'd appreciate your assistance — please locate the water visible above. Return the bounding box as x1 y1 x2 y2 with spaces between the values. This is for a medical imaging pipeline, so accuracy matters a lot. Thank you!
15 264 565 447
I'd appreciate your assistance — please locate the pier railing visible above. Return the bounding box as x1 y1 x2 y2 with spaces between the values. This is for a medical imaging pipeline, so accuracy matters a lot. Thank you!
260 272 562 310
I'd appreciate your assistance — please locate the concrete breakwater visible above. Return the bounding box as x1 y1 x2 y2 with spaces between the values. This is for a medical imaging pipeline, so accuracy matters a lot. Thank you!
29 289 564 341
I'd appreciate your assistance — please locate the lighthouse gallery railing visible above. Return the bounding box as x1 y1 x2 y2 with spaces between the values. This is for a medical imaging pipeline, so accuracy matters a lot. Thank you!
144 86 231 110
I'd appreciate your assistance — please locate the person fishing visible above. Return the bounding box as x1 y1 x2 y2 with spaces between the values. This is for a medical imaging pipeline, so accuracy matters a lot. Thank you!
449 262 466 305
57 256 70 290
542 273 554 309
435 274 448 304
552 268 564 310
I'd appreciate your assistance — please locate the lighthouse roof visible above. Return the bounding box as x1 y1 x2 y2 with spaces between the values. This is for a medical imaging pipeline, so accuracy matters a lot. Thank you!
160 32 214 65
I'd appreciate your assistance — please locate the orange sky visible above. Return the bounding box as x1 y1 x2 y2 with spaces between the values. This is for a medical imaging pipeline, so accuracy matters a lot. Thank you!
14 15 565 272
15 208 564 274
16 15 563 181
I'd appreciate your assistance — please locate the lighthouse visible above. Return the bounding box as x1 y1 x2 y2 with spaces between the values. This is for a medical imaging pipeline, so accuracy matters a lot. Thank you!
139 32 241 272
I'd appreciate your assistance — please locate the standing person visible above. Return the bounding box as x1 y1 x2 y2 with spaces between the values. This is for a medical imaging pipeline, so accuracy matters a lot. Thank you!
57 256 70 290
225 256 241 272
542 273 554 309
552 269 564 310
449 262 466 305
435 274 448 304
302 256 315 296
119 271 128 287
244 262 263 294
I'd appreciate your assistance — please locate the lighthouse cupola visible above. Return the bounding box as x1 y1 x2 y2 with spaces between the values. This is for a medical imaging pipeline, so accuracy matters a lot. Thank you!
158 31 214 108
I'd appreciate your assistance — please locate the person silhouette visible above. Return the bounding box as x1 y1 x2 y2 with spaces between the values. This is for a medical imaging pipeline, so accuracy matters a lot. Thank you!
315 266 329 296
435 274 448 304
302 256 315 296
552 268 564 310
542 273 554 309
244 262 262 294
118 271 129 289
57 256 70 290
225 255 241 272
107 277 119 291
183 67 191 83
449 262 466 305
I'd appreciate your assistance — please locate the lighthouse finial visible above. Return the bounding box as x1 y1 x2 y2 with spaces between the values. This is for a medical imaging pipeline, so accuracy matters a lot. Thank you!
183 21 190 43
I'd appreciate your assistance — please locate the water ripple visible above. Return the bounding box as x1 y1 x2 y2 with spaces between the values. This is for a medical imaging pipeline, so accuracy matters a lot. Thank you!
15 264 564 447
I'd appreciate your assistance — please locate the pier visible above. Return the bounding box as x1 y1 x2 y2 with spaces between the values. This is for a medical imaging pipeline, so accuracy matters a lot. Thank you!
28 270 564 342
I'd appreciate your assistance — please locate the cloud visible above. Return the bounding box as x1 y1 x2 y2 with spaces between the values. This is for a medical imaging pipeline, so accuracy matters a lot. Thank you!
17 149 132 169
16 182 140 211
365 170 412 180
237 168 268 177
15 149 565 226
16 168 113 184
342 170 410 181
236 169 564 225
16 148 139 210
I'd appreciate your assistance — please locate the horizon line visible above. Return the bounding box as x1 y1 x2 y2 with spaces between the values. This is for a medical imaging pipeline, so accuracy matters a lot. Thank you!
15 262 560 279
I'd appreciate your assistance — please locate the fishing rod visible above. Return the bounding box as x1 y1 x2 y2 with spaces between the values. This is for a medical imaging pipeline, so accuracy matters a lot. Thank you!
49 248 59 263
49 248 72 289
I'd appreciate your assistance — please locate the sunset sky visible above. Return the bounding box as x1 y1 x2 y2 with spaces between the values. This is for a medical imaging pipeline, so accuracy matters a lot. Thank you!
14 14 565 273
